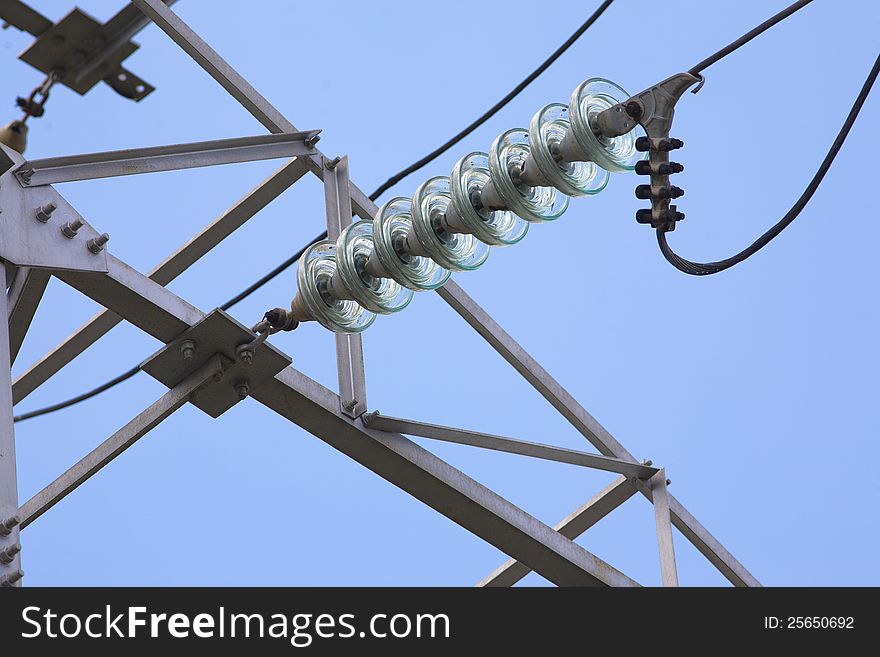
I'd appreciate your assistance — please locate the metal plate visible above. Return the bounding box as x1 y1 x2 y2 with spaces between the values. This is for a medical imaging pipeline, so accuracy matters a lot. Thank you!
18 8 138 95
141 309 292 418
0 144 109 273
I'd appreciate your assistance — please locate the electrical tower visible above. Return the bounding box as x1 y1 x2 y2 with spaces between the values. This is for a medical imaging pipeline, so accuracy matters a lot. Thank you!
0 0 772 588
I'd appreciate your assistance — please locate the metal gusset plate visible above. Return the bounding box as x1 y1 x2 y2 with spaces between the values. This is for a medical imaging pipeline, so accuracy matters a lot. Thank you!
0 143 109 273
16 7 153 100
141 309 292 418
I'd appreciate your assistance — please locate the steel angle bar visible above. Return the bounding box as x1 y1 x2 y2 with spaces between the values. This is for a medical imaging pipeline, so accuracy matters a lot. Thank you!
363 412 657 479
52 254 636 586
131 0 296 134
253 370 639 587
437 279 760 587
650 469 678 587
71 0 179 88
0 267 22 586
12 157 309 405
18 356 222 529
324 156 367 418
129 0 377 219
478 476 637 587
6 267 51 364
15 132 319 186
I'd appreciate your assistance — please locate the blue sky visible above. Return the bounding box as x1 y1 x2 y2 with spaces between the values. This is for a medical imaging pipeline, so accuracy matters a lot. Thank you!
4 0 878 586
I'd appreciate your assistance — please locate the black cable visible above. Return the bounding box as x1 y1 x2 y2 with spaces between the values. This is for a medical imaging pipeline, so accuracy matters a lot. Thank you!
369 0 615 200
13 1 615 424
13 366 140 423
659 51 880 275
689 0 814 75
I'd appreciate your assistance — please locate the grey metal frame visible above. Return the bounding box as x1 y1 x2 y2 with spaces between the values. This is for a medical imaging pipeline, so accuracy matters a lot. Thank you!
0 0 761 587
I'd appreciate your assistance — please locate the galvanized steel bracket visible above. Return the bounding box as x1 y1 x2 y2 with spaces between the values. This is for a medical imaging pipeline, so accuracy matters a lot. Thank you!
141 309 292 418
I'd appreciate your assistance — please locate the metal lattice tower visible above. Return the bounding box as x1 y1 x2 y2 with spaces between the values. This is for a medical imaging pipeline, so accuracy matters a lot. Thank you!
0 0 760 587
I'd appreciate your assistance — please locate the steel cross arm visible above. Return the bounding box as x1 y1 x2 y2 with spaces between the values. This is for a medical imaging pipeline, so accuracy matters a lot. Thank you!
437 279 761 587
52 255 638 587
14 132 319 187
478 476 638 587
12 157 309 406
18 356 222 529
363 412 658 480
128 0 756 586
6 267 51 364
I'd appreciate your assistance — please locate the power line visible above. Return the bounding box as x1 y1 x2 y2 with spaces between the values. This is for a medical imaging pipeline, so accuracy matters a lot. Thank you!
13 0 615 423
689 0 814 75
659 49 880 275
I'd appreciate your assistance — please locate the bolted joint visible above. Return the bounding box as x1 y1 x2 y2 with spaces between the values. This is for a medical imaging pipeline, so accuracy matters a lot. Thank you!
87 233 110 254
179 339 197 362
0 543 21 565
635 185 684 200
233 378 250 400
35 201 57 222
0 514 20 537
625 100 643 119
61 218 84 238
635 160 684 176
635 136 685 152
324 155 341 170
0 569 24 587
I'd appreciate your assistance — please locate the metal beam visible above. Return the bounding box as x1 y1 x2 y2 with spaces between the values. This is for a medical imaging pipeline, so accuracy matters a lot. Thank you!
253 369 638 587
0 0 52 37
72 0 178 87
12 157 308 405
437 279 761 587
130 0 297 134
0 266 22 586
324 155 367 418
363 412 657 480
650 469 678 587
128 0 379 221
19 356 221 529
15 132 318 186
478 476 637 587
6 267 51 364
53 246 637 587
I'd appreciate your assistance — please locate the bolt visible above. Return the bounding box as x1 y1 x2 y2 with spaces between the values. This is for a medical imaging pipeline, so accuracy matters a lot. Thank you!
666 478 672 486
212 371 223 383
642 459 653 467
625 101 642 119
87 233 110 253
305 133 321 147
325 156 341 170
234 378 250 400
61 218 84 238
0 543 21 565
239 350 254 366
0 570 24 587
342 399 358 412
179 339 196 362
0 514 20 537
35 201 57 222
